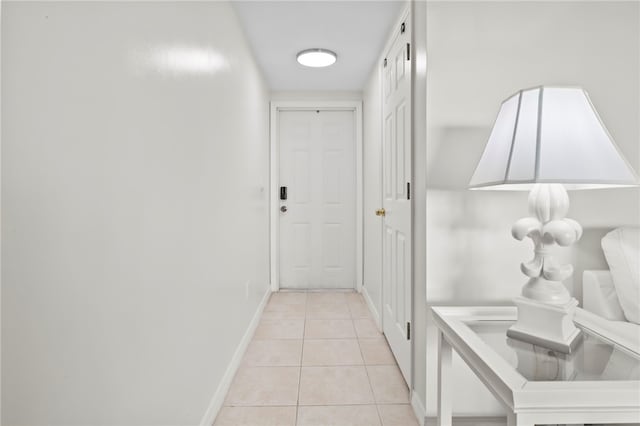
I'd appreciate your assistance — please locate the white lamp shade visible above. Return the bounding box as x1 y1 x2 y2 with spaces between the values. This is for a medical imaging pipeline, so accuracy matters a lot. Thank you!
469 86 639 190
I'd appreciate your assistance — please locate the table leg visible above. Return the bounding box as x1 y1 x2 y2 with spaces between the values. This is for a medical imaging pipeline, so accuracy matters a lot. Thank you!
437 330 452 426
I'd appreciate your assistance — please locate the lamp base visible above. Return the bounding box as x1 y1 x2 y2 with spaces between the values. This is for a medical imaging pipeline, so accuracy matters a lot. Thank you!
507 296 582 354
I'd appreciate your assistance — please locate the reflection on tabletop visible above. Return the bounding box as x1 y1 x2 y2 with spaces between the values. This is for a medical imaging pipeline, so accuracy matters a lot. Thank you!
468 321 640 382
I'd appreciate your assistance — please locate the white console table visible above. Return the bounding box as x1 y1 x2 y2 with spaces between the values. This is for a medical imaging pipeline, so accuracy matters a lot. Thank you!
432 306 640 426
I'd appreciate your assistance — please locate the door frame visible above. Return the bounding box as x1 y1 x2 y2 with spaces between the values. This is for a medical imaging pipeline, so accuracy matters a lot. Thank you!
269 101 363 292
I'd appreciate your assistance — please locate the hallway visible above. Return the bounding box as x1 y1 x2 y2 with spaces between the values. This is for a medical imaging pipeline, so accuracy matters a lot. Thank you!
214 292 419 426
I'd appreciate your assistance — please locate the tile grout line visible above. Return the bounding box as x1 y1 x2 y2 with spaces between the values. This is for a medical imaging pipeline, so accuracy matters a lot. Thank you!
356 308 385 426
294 295 308 426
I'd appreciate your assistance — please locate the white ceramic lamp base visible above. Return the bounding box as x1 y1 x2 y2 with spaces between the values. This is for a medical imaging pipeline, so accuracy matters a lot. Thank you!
507 296 582 353
508 184 583 353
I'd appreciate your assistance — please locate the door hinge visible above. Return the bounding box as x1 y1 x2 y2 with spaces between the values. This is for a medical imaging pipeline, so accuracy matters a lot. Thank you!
383 58 387 68
401 22 406 34
407 182 411 200
406 322 411 340
406 43 411 61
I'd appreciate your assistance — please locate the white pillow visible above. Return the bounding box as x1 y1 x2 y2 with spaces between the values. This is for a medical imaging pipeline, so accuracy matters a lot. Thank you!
602 227 640 324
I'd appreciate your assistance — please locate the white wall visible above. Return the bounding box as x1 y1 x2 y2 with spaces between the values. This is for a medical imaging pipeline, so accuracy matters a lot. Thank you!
425 1 640 417
411 0 428 416
362 67 384 325
271 91 362 102
1 2 270 425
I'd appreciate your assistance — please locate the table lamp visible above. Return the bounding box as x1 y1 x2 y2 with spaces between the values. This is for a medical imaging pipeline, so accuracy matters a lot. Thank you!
469 86 638 353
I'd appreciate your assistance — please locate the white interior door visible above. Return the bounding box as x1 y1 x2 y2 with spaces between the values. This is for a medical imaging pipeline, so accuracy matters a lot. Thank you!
278 110 356 289
382 19 412 384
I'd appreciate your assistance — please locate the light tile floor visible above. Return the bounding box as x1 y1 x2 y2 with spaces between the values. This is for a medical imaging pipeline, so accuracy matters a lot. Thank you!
214 291 419 426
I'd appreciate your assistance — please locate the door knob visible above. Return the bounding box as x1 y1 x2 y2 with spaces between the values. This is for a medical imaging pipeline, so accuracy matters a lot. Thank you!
280 206 288 213
375 208 385 217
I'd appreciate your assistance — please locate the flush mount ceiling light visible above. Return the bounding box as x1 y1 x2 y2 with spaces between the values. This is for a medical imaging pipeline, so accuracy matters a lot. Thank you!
296 48 337 68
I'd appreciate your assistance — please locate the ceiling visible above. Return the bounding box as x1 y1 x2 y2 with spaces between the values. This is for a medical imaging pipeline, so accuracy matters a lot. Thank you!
232 1 407 92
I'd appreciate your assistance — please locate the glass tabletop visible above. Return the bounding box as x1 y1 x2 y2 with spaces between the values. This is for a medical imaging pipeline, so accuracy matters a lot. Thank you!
467 320 640 382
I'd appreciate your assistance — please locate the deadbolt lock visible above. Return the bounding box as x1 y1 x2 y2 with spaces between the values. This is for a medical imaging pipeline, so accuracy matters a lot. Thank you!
375 208 386 217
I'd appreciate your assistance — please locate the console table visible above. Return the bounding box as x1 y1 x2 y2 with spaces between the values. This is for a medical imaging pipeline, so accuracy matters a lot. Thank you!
432 306 640 426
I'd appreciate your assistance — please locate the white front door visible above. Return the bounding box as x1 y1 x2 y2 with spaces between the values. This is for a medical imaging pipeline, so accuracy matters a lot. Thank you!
278 110 356 289
382 18 412 384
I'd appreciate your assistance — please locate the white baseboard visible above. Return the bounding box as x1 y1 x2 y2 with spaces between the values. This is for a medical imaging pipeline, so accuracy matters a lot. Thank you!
424 416 505 426
199 289 271 426
362 286 382 332
411 391 426 426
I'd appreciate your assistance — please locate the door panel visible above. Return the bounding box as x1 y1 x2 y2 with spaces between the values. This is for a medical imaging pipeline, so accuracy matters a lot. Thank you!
382 19 412 385
279 110 356 289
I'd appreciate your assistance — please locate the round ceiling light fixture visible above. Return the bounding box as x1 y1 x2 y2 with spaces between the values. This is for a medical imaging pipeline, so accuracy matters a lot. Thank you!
296 48 337 68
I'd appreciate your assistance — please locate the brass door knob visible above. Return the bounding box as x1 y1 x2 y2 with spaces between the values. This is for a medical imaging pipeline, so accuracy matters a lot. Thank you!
375 208 386 217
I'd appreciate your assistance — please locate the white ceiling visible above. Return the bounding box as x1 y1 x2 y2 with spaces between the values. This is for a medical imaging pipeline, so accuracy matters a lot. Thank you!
232 1 407 91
